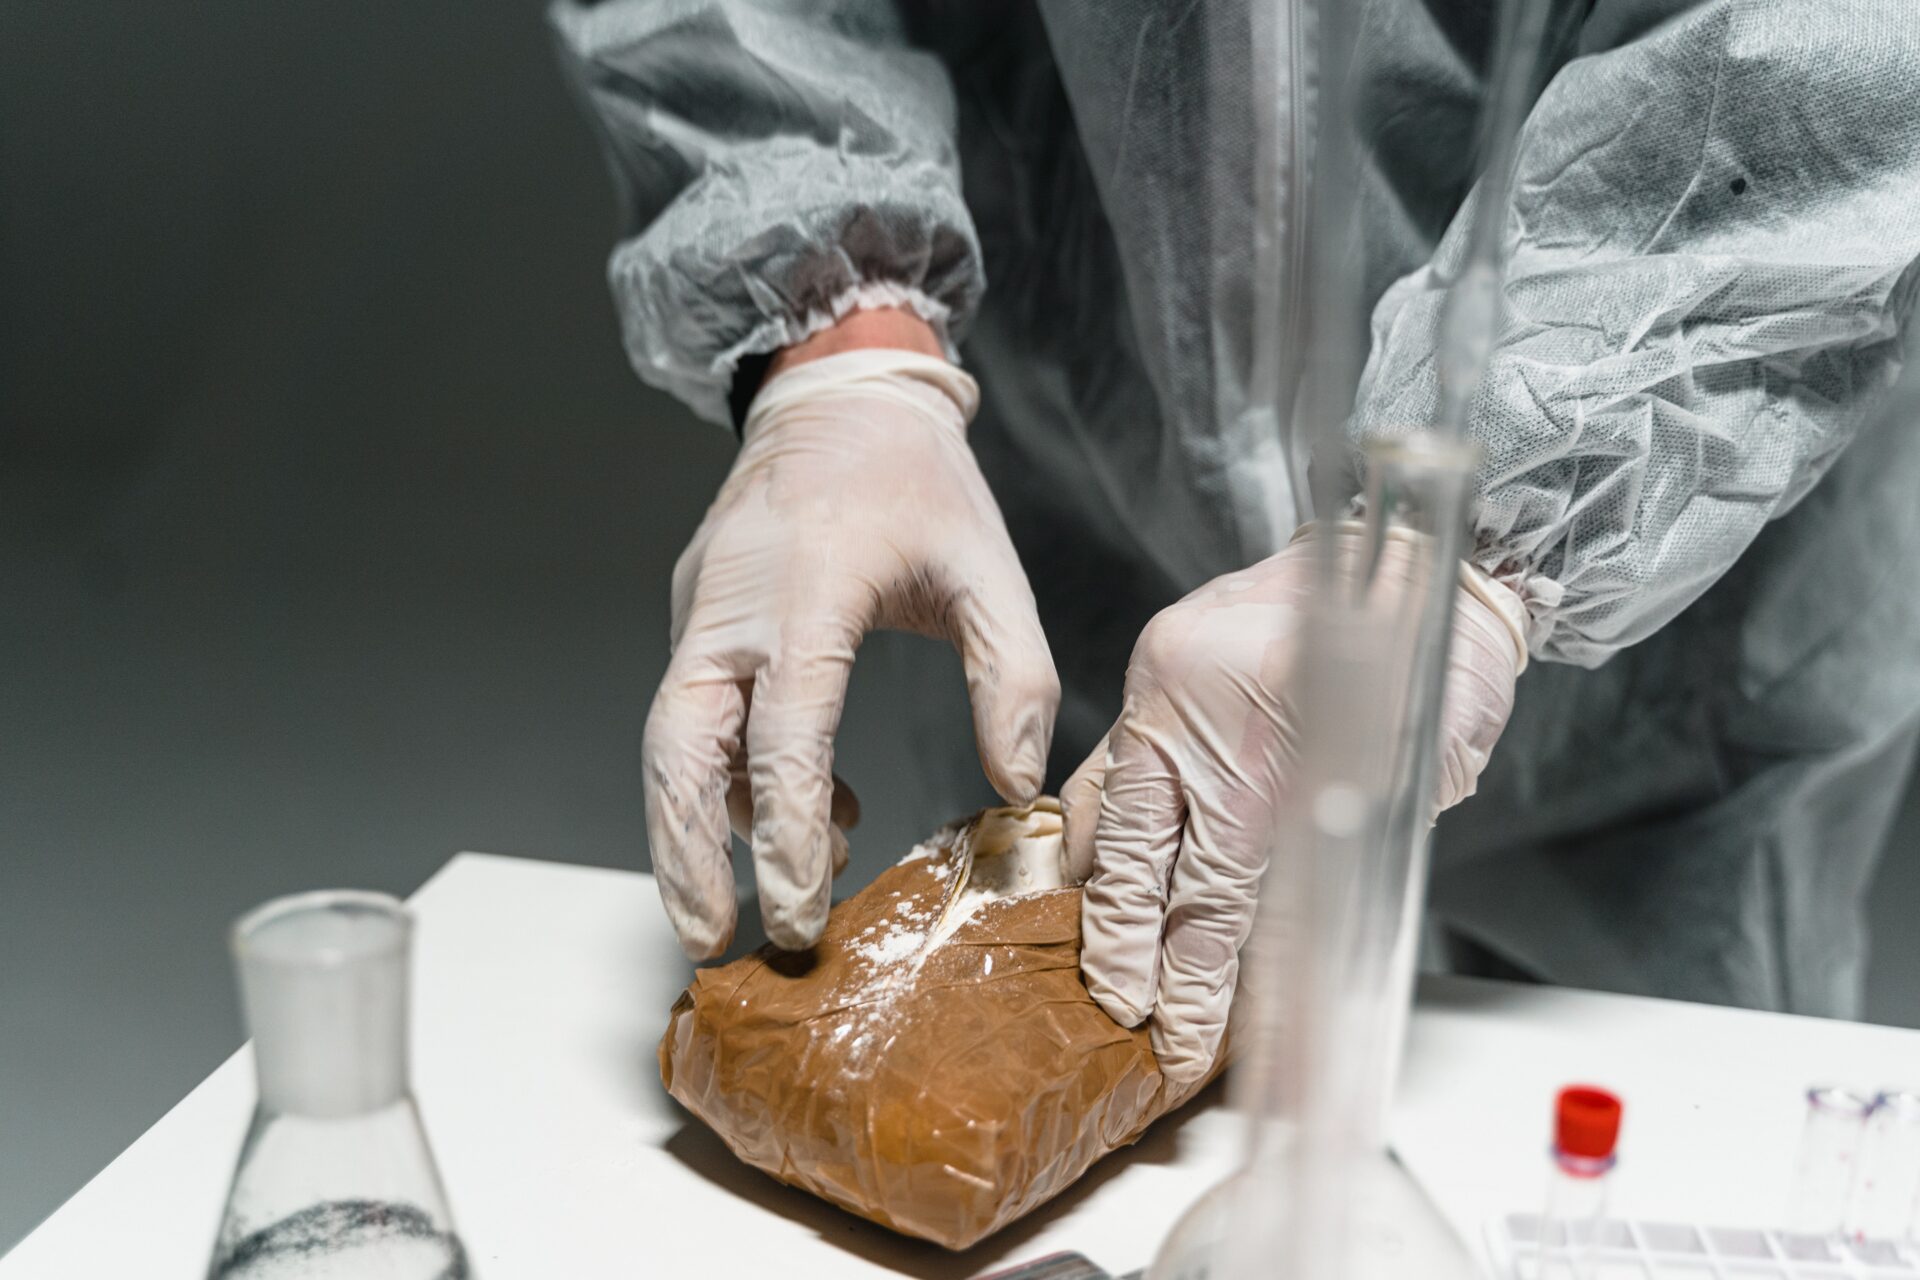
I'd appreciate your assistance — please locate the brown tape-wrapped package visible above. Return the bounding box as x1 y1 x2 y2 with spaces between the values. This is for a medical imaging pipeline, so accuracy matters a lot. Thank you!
659 801 1212 1250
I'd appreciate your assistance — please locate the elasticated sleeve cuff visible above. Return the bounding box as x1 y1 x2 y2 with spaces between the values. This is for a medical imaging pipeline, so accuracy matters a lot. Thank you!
551 0 985 427
1347 1 1920 666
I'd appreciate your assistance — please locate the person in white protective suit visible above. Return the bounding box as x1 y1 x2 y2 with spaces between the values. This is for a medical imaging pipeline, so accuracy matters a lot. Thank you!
551 0 1920 1083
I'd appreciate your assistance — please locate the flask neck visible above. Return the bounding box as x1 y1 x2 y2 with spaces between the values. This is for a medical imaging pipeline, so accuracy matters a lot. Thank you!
234 891 412 1119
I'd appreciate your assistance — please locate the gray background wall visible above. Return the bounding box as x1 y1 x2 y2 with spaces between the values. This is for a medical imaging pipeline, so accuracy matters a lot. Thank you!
0 0 996 1248
2 0 1916 1254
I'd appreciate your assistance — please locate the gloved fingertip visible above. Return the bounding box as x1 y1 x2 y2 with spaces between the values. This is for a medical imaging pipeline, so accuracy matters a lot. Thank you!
758 869 831 952
994 725 1050 805
652 830 739 964
996 774 1044 807
763 911 827 953
1149 1018 1221 1088
664 895 736 963
748 775 838 950
678 923 733 964
1080 880 1162 1029
1060 787 1098 886
1083 966 1152 1029
1061 827 1093 889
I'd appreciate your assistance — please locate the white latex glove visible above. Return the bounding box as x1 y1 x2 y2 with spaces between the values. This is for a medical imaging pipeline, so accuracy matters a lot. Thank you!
1060 522 1528 1083
646 349 1060 959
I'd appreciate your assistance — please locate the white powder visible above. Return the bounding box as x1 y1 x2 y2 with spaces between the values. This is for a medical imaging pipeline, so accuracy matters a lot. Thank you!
842 806 1069 967
844 897 936 968
896 825 963 864
851 924 928 966
836 840 965 968
824 916 939 1077
926 804 1068 947
807 804 1069 1077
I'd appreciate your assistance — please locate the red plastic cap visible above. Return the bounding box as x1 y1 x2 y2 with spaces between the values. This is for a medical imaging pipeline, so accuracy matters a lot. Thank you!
1556 1086 1623 1160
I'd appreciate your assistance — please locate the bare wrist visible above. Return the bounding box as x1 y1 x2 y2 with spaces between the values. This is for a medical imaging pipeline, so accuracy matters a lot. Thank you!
767 307 945 378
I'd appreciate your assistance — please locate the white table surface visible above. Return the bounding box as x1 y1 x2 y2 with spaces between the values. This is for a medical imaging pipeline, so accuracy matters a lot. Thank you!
6 852 1916 1278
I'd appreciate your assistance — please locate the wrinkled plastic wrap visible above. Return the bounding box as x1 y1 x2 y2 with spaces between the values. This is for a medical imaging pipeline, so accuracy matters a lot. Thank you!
659 802 1212 1250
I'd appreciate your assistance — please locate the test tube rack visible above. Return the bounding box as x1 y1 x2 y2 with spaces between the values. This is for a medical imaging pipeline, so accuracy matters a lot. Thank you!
1489 1213 1920 1278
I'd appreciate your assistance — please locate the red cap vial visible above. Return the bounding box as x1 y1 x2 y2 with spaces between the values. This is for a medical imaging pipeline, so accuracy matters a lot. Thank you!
1556 1086 1624 1161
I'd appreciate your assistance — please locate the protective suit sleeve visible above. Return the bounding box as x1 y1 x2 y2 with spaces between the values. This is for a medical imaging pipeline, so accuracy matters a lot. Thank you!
548 0 984 425
1350 1 1920 667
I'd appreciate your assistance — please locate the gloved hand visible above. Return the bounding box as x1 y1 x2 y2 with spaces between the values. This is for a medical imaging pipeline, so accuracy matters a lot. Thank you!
1060 523 1528 1083
646 348 1060 960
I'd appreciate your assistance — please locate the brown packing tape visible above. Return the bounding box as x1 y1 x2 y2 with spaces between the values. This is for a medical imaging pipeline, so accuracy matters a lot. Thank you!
659 803 1214 1251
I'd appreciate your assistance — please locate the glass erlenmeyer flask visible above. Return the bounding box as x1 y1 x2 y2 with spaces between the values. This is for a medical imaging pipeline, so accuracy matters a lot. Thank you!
210 890 470 1280
1147 1151 1474 1280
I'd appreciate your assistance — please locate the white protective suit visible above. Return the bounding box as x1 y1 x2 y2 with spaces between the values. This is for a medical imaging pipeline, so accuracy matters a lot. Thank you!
552 0 1920 1015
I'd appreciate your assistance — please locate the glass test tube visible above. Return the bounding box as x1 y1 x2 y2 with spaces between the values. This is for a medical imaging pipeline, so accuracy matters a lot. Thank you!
1851 1090 1920 1241
1790 1086 1874 1238
1541 1086 1623 1280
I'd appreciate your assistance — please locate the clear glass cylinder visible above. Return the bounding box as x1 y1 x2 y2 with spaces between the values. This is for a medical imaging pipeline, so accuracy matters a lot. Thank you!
1148 470 1480 1280
1349 434 1478 1139
210 890 469 1280
1789 1085 1873 1239
1146 0 1550 1268
1540 1152 1613 1279
1852 1091 1920 1241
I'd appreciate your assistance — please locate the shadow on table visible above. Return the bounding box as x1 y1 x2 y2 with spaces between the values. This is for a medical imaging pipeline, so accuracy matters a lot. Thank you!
662 1077 1225 1278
